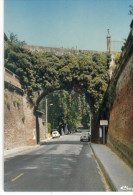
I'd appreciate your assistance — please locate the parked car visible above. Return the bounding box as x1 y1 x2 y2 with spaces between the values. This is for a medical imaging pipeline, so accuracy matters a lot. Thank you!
80 132 90 142
52 131 60 139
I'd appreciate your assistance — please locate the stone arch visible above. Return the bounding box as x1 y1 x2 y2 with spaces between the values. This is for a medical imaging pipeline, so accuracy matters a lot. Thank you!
29 52 110 143
4 34 111 144
35 83 99 143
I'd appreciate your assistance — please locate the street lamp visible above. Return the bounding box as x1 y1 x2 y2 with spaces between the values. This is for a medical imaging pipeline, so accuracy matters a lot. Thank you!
90 112 92 142
45 98 53 138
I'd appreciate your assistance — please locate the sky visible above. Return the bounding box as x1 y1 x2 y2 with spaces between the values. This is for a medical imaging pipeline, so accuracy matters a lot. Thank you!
4 0 133 51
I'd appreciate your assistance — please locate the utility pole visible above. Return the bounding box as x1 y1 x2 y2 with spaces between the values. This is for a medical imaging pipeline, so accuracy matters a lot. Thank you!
90 113 91 134
90 113 92 143
45 98 53 139
46 98 48 138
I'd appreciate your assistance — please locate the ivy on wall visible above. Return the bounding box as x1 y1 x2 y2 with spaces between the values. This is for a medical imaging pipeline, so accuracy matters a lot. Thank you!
4 33 111 115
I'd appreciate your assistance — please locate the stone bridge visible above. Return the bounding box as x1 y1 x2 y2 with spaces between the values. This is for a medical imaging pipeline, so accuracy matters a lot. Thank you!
4 20 133 168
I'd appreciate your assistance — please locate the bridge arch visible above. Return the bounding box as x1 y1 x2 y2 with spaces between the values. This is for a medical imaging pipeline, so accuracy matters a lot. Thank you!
35 89 97 142
32 52 110 143
4 37 110 143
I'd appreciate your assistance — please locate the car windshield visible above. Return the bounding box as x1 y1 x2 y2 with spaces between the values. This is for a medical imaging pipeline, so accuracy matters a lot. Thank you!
81 132 88 135
52 131 58 134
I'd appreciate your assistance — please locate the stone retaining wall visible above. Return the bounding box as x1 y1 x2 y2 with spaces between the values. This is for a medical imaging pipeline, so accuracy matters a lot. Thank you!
4 73 36 150
107 20 133 168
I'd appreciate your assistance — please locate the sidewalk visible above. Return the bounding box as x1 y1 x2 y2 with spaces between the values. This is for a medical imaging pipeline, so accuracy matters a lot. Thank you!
90 143 133 192
4 137 52 158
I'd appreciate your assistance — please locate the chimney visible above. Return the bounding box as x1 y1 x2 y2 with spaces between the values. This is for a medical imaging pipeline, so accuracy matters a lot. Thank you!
107 29 111 53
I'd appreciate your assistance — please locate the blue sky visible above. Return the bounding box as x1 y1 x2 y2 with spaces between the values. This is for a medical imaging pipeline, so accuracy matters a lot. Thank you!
4 0 132 51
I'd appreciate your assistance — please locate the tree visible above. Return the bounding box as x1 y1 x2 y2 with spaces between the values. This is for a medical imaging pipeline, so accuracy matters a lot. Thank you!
129 5 133 15
5 32 111 119
38 89 92 133
8 32 26 45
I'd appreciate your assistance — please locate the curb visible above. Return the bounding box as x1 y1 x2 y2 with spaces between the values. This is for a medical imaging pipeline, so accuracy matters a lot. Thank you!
89 143 117 192
39 137 52 144
4 145 41 159
4 138 53 158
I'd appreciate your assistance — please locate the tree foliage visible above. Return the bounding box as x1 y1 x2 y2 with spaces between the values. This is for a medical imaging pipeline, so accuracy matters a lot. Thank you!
129 5 133 15
39 90 91 132
4 33 111 114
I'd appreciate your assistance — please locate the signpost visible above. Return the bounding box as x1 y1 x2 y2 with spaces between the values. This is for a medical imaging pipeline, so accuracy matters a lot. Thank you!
100 120 108 144
99 127 102 138
100 120 108 126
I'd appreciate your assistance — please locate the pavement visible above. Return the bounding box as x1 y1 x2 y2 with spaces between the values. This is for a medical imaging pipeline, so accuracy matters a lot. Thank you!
90 143 133 192
4 137 52 158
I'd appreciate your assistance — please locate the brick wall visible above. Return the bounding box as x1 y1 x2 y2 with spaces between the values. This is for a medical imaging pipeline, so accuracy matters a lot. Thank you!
4 87 36 150
107 27 133 167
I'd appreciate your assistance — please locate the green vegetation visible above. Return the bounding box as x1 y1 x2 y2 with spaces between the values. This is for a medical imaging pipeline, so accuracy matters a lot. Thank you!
6 102 10 110
4 89 11 110
4 33 111 131
22 115 25 123
129 5 133 15
4 89 8 99
98 78 117 122
48 123 51 133
39 90 91 132
105 79 117 113
16 97 21 108
114 52 121 66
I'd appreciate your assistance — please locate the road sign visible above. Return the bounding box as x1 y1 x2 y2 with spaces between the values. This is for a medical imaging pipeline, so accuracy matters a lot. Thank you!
100 120 108 126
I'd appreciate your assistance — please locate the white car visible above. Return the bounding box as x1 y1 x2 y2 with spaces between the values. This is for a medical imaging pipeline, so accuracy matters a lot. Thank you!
80 132 90 142
52 131 60 139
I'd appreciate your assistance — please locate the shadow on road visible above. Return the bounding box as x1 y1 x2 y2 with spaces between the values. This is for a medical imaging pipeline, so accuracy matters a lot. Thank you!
5 143 99 192
40 140 89 145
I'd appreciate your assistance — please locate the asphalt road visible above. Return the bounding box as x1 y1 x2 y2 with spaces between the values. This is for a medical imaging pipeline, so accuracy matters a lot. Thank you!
4 133 109 192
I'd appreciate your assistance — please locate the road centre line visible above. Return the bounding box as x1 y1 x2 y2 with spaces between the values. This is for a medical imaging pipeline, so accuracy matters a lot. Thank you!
11 173 24 182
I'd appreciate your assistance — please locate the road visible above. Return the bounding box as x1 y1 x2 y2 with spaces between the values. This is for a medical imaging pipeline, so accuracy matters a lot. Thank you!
4 133 110 191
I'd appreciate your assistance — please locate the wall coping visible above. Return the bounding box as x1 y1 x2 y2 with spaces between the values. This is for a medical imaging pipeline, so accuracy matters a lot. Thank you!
4 68 20 80
4 67 24 94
